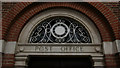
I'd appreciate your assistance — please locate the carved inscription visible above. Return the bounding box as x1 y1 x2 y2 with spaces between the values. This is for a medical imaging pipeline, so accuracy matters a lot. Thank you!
34 46 83 52
35 46 52 52
60 46 83 52
17 44 101 53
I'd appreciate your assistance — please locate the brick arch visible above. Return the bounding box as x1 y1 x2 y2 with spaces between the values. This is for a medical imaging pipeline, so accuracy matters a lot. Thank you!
89 2 119 40
2 2 119 41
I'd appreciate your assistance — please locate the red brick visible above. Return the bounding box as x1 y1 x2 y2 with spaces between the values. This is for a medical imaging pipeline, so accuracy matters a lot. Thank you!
2 2 119 42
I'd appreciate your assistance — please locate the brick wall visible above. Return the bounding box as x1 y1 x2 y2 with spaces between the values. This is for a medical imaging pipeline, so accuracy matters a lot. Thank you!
105 54 120 68
103 3 120 67
2 54 15 68
2 2 16 17
1 2 120 68
2 2 119 41
103 2 119 18
2 2 119 21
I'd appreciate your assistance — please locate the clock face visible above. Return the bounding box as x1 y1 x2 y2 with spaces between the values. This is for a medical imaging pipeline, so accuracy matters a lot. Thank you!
29 16 92 43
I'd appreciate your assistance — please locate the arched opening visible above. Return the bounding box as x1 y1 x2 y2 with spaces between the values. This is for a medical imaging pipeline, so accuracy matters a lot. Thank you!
15 8 103 68
28 16 92 43
2 2 119 68
18 8 101 43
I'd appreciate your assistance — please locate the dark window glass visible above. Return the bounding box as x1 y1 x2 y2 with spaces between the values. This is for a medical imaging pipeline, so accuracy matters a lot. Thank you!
29 16 92 43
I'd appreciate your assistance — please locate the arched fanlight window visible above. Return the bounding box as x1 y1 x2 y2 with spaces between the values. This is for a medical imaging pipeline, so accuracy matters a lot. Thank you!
29 16 92 43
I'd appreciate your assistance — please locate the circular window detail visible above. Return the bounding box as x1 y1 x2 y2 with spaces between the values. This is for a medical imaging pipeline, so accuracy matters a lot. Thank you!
51 20 70 38
29 17 92 43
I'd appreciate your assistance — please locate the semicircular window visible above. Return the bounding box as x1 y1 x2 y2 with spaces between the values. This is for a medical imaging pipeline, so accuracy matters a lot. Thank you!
29 16 92 43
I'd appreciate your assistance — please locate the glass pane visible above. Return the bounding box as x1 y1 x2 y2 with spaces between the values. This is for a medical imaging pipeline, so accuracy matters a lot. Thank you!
29 16 92 43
